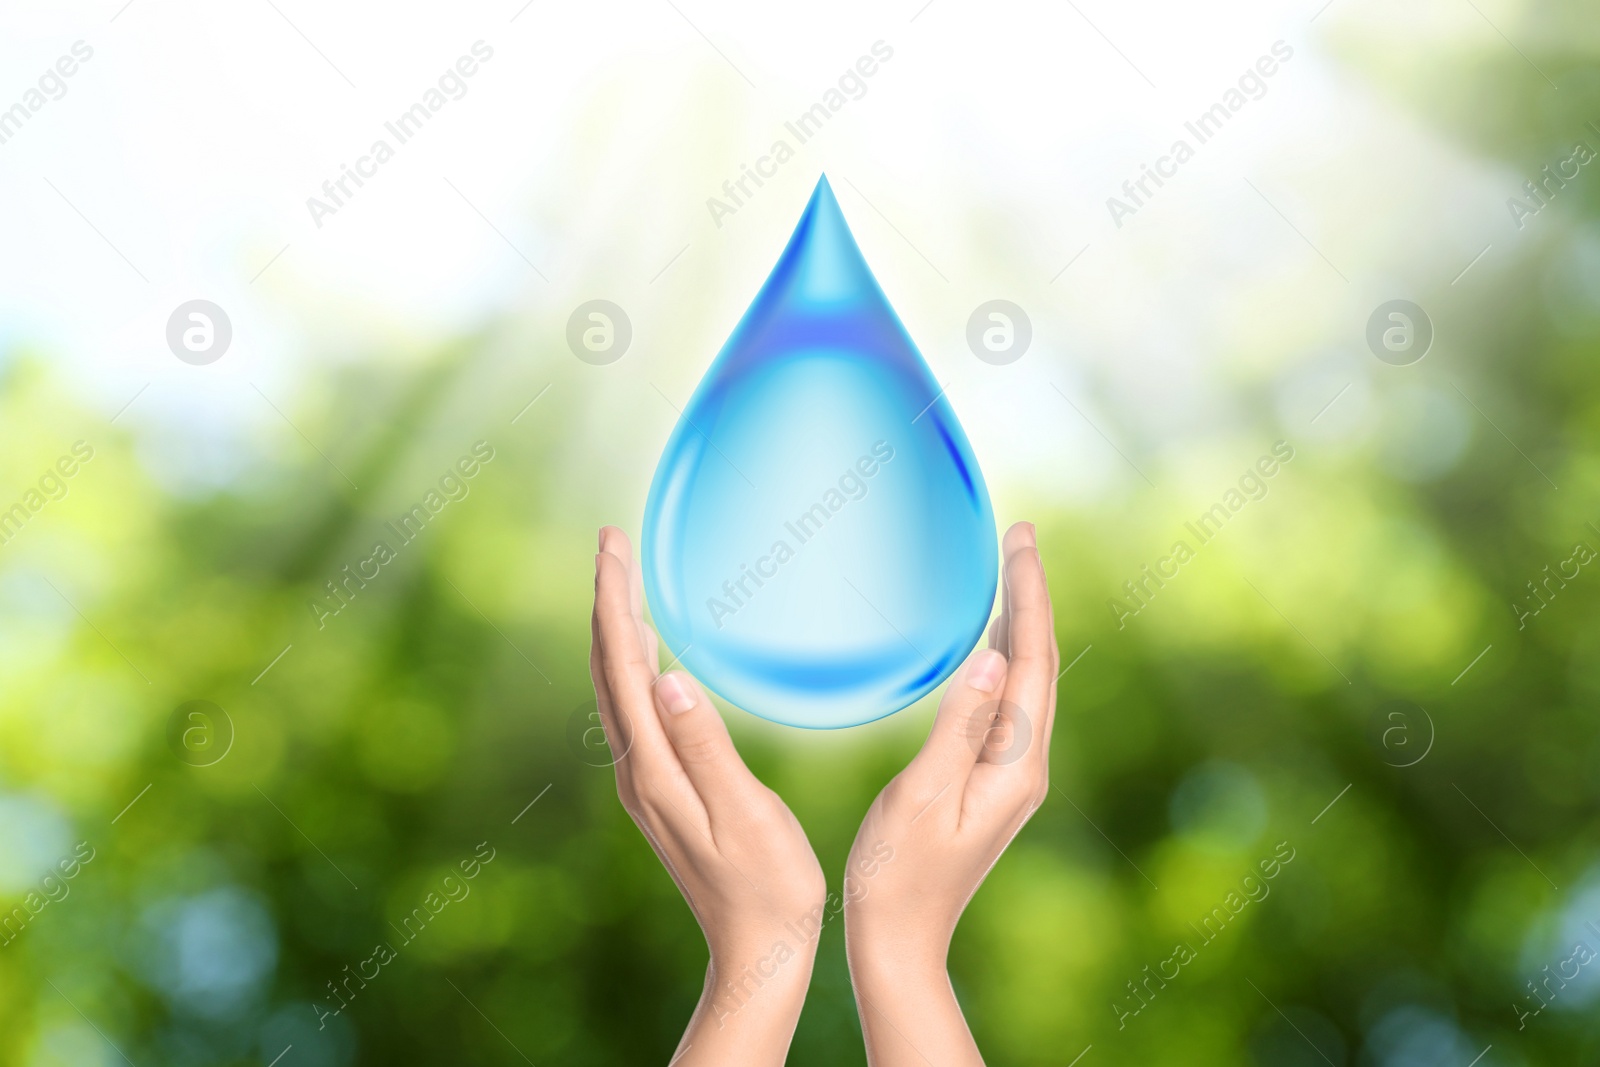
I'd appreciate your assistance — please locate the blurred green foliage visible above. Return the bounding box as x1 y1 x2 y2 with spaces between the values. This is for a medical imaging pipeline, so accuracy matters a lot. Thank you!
2 15 1600 1067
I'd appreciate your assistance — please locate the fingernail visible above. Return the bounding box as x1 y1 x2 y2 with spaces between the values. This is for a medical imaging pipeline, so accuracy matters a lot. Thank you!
655 672 697 714
967 648 1006 690
598 527 605 551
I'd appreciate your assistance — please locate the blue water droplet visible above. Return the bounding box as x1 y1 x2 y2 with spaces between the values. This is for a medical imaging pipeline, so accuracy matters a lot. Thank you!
642 176 998 729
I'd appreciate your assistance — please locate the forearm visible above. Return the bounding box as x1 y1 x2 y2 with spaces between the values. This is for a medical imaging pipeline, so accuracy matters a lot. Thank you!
673 945 816 1066
848 937 983 1066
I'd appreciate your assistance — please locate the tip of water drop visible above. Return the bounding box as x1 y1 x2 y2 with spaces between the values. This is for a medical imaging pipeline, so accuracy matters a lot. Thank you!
762 174 878 310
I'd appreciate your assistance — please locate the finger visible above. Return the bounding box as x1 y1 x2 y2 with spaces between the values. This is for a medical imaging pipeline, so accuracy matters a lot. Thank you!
988 522 1033 656
899 647 1009 809
595 548 680 782
987 562 1010 656
609 525 644 618
593 544 722 900
1037 676 1059 786
997 540 1057 783
589 583 611 709
974 695 1029 767
601 526 658 665
593 568 654 824
651 671 763 831
589 601 617 741
638 776 716 862
643 620 660 672
1026 537 1060 776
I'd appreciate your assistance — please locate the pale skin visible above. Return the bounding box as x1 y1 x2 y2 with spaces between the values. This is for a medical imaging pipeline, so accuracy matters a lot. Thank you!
590 523 1057 1064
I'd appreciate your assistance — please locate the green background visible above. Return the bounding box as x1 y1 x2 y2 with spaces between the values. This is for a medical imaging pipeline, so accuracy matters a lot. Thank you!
2 10 1599 1066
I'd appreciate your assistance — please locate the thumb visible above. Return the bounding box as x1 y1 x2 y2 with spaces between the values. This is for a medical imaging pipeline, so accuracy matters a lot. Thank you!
900 647 1010 802
652 672 759 826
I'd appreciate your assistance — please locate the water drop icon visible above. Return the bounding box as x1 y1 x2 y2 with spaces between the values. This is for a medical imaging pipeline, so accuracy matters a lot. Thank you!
642 176 998 729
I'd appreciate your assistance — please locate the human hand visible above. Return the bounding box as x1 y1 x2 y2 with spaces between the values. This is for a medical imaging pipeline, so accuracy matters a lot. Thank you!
590 526 827 1065
843 522 1058 1065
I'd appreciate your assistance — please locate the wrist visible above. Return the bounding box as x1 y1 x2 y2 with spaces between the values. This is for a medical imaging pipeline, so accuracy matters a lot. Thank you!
703 936 815 1020
676 945 813 1065
846 931 981 1067
709 916 821 975
844 920 984 1066
844 919 950 992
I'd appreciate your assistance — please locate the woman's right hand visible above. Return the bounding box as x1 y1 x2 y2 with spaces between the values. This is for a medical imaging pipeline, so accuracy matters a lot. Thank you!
843 522 1059 1065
